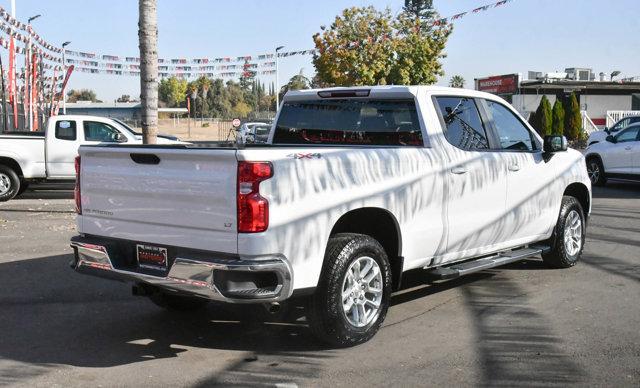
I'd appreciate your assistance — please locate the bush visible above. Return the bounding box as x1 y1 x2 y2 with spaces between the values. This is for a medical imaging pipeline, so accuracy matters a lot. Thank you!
530 96 552 136
564 92 582 141
552 99 565 135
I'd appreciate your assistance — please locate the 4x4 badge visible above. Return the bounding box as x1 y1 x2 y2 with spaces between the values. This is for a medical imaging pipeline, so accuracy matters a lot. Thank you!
287 152 322 159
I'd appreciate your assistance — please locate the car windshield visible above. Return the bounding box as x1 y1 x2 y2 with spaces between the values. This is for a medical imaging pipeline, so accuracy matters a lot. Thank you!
112 118 142 136
272 99 423 146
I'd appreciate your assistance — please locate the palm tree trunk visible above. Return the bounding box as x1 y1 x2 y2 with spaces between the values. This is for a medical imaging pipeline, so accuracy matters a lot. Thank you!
138 0 158 144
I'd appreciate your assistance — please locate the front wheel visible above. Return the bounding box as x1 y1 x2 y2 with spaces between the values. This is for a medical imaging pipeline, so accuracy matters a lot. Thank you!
542 196 586 268
586 157 606 186
307 233 392 347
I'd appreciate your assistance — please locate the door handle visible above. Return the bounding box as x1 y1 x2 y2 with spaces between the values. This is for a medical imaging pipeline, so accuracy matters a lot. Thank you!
625 146 632 150
451 166 468 174
508 163 520 172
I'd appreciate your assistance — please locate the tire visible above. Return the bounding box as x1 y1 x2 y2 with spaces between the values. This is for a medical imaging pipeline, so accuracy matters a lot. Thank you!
586 157 606 186
149 292 209 312
542 196 586 269
307 233 392 347
0 165 20 202
16 181 29 196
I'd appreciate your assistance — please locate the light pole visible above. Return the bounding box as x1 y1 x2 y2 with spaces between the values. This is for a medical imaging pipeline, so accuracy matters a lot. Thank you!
26 14 40 131
275 45 284 111
62 41 71 114
190 89 197 138
610 70 621 81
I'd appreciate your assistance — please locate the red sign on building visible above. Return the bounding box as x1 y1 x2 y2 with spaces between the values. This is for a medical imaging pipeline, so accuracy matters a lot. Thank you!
476 74 519 95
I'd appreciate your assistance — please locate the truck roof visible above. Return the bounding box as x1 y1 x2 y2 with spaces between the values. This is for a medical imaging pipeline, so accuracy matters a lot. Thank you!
284 85 501 101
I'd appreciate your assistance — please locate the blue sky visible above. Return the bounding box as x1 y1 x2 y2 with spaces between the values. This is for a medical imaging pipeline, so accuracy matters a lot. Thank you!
2 0 638 101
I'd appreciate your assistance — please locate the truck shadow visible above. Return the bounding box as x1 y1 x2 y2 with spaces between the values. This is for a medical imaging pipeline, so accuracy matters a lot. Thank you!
0 252 585 386
460 272 584 387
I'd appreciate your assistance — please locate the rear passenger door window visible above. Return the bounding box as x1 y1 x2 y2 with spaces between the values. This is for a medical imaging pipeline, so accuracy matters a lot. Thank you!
55 120 77 141
434 96 489 150
485 100 538 151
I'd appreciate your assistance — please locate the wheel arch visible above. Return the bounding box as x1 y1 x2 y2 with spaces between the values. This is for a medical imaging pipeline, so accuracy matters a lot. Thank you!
329 207 403 289
563 182 590 218
0 156 24 178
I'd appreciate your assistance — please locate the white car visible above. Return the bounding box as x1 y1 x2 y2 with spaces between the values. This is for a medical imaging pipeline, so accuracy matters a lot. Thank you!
237 122 271 143
587 115 640 146
585 123 640 186
70 86 591 346
0 115 182 201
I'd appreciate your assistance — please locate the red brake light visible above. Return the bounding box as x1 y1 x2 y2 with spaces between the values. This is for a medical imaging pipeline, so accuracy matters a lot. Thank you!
237 161 273 233
74 156 81 214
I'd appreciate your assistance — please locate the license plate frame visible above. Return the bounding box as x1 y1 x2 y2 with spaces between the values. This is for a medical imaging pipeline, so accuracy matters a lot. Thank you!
136 244 168 270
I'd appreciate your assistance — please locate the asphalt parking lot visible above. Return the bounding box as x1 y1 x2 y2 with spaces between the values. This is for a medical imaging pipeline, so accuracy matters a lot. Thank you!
0 182 638 387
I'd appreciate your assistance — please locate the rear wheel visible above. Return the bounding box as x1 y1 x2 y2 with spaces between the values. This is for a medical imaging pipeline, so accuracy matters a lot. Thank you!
586 157 606 186
0 165 20 202
542 196 586 268
307 233 392 347
149 292 209 312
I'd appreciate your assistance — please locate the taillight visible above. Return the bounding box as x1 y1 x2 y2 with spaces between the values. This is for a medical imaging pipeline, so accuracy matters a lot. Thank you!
74 156 81 214
237 161 273 233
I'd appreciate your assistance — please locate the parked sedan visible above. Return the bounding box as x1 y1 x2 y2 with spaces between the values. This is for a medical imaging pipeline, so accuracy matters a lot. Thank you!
585 123 640 186
587 115 640 146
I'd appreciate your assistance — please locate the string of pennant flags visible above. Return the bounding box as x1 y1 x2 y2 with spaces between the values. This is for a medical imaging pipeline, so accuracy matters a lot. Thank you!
0 0 516 82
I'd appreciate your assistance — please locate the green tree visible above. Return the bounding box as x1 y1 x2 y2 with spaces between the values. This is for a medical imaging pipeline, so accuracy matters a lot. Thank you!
279 69 312 101
564 92 582 140
158 77 188 107
552 98 565 136
449 75 465 88
312 5 451 86
529 95 552 136
403 0 436 20
66 89 100 102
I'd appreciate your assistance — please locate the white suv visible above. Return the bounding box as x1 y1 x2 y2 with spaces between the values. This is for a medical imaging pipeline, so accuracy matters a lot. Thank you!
585 123 640 186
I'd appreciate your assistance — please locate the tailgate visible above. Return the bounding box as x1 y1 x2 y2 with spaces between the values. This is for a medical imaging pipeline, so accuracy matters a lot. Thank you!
78 146 238 254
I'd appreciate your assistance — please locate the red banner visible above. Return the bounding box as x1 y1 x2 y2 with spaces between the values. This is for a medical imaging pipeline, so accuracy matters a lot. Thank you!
31 53 38 131
53 65 74 115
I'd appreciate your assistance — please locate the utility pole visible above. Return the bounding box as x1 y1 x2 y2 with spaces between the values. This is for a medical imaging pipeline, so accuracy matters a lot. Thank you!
62 41 71 114
275 45 284 110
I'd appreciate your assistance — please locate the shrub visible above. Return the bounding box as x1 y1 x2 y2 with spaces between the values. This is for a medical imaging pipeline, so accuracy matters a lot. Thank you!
552 99 565 135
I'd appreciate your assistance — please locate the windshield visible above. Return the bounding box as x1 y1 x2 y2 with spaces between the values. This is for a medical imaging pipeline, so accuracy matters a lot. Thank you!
112 118 142 136
272 99 423 146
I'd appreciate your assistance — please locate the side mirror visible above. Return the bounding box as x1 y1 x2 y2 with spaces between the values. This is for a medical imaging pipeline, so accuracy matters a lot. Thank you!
603 127 609 134
115 133 127 142
543 135 568 153
605 135 616 143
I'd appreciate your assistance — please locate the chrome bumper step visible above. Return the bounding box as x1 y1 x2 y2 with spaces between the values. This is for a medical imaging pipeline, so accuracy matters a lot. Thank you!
427 245 550 280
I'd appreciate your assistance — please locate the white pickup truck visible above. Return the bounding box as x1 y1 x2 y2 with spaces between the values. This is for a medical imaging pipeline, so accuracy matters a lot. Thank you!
70 86 591 346
0 115 181 201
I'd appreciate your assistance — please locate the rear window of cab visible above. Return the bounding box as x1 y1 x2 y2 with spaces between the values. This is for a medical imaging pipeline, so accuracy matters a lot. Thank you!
272 99 423 146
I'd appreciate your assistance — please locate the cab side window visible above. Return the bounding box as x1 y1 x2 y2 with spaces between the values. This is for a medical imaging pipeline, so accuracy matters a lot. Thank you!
83 121 124 142
55 120 77 141
614 126 640 143
485 100 538 151
435 96 489 150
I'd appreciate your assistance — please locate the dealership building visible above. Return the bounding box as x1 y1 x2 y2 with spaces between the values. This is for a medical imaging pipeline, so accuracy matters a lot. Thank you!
475 69 640 130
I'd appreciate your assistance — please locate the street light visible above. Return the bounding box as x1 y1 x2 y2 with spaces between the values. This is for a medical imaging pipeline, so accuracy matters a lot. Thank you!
26 14 41 131
62 41 71 114
275 45 284 110
610 70 621 81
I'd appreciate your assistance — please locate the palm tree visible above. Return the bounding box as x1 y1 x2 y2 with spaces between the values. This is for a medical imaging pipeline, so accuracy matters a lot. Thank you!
449 75 465 88
139 0 158 144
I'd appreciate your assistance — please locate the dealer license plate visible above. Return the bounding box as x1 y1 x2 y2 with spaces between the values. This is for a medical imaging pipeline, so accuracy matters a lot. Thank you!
136 244 168 270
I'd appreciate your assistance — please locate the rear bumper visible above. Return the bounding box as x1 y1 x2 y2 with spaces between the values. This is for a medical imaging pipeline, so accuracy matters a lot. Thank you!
70 236 293 303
